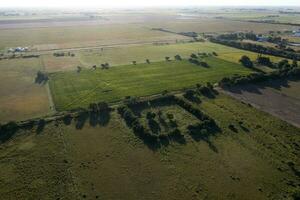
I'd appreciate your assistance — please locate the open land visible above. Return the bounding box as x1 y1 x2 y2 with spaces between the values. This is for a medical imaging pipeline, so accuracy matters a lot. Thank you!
43 41 286 72
0 93 299 199
0 58 50 123
49 57 253 110
222 79 300 128
0 7 300 200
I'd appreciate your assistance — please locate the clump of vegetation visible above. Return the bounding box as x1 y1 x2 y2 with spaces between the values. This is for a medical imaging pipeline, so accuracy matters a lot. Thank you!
35 71 49 84
239 55 253 68
174 54 182 61
219 62 300 88
256 55 273 67
187 119 219 141
101 63 110 69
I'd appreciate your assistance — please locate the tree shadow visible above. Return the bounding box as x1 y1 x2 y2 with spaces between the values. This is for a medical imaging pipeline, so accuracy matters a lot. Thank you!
63 114 73 126
36 119 46 134
187 122 221 152
88 110 111 127
226 78 294 96
0 122 19 143
99 111 110 126
148 119 161 135
228 124 238 133
75 112 89 130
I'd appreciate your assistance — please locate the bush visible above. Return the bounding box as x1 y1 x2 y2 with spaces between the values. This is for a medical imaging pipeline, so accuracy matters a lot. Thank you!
239 55 253 68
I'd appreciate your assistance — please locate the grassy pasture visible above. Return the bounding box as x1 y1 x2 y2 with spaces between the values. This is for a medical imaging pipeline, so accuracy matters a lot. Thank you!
0 58 50 122
49 57 253 110
1 93 299 199
42 41 287 72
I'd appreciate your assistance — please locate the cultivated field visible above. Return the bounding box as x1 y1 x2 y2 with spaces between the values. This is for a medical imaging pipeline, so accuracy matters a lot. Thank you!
0 93 299 199
0 23 187 51
1 8 300 200
222 79 300 128
0 58 50 122
49 57 253 110
155 18 299 34
43 41 288 72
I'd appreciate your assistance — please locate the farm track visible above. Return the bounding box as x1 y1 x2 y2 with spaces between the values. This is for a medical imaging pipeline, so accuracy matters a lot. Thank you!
40 57 56 113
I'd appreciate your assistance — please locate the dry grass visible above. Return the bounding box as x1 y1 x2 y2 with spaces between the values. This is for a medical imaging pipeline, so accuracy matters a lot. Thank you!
0 58 50 122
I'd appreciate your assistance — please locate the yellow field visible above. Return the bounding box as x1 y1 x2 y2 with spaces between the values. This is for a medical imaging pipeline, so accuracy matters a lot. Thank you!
0 58 50 122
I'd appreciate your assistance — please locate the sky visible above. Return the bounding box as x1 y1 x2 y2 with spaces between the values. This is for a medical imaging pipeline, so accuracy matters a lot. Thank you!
1 0 300 8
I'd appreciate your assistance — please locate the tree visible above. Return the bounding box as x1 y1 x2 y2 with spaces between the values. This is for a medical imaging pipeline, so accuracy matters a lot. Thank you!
165 56 170 61
278 59 290 69
190 53 198 59
92 65 97 70
239 56 253 68
77 66 82 73
256 56 273 67
146 59 150 64
132 61 137 65
292 59 298 68
174 55 182 61
35 71 48 84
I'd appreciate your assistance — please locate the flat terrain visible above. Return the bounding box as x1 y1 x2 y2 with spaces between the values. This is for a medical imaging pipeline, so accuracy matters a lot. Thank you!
0 93 299 199
155 18 299 34
0 58 50 123
43 41 286 72
49 57 253 110
0 24 187 51
222 79 300 128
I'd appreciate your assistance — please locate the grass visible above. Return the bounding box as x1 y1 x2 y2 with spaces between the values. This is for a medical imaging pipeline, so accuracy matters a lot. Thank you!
0 58 50 122
44 41 288 72
49 57 253 110
1 93 299 199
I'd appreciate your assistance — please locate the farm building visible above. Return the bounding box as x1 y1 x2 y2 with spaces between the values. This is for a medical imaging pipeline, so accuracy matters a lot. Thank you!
8 47 29 53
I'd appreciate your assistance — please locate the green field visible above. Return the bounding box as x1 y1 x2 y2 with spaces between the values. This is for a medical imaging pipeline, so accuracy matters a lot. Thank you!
49 57 253 110
43 41 287 72
1 93 299 199
0 58 50 122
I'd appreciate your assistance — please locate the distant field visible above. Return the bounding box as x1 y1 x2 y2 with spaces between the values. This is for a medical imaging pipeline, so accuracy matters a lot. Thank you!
1 93 299 199
0 24 187 51
0 58 50 122
154 18 299 34
43 41 288 72
49 57 253 110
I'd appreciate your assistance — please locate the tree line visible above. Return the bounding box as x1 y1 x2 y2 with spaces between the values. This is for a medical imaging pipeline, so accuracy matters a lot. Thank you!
210 38 300 61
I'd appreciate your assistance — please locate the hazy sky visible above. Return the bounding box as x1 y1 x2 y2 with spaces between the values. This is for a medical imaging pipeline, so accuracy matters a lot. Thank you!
1 0 300 8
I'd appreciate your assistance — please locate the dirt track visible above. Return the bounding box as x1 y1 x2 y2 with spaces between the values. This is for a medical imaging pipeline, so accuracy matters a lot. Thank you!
221 79 300 128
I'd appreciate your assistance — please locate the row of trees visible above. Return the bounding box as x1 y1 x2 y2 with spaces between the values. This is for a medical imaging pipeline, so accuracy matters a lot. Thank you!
239 55 298 69
210 38 300 61
53 52 75 57
219 63 300 88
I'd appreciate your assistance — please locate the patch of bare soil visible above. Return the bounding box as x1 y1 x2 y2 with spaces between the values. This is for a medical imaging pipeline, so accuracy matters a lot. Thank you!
221 79 300 128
